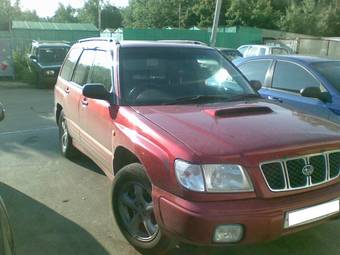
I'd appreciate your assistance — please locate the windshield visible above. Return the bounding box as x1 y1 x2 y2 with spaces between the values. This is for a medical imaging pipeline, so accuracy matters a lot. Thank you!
38 47 69 65
120 47 255 106
312 61 340 92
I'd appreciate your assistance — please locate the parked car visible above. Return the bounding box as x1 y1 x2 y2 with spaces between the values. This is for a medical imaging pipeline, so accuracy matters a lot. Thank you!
238 44 290 58
217 48 243 61
0 104 16 255
28 40 70 88
55 39 340 254
235 55 340 123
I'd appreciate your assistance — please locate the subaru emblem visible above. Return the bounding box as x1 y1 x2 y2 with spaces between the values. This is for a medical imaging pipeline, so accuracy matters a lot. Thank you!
302 164 314 176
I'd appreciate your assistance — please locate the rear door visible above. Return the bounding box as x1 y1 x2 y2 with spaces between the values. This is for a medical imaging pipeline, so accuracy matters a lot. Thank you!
266 60 331 119
65 49 95 141
79 49 114 175
57 48 83 140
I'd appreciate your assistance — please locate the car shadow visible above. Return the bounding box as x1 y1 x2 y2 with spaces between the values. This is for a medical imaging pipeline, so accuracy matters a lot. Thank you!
0 183 110 255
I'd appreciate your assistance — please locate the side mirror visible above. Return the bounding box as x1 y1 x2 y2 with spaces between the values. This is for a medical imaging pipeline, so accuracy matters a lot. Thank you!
300 87 332 102
0 103 4 121
249 80 262 91
82 84 112 102
29 55 37 61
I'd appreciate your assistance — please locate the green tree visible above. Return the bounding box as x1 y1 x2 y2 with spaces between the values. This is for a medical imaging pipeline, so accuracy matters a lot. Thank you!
0 0 11 30
52 3 79 23
225 0 281 29
101 5 123 29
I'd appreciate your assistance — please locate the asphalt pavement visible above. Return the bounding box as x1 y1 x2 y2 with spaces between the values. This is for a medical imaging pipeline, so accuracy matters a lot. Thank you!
0 81 339 255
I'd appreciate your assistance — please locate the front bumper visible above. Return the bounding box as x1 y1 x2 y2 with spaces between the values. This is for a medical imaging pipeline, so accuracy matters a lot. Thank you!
152 184 340 245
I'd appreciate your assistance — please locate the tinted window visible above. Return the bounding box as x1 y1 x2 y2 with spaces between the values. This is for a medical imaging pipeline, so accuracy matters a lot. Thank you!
120 47 254 106
38 47 69 65
60 48 82 81
272 48 289 55
272 61 320 93
238 60 272 85
72 50 95 86
312 61 340 92
88 50 113 91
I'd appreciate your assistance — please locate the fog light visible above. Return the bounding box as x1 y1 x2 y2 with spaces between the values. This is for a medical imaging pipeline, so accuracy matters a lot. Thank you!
213 224 243 243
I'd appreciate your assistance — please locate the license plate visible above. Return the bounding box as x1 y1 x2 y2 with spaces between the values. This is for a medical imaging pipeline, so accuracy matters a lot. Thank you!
284 199 340 228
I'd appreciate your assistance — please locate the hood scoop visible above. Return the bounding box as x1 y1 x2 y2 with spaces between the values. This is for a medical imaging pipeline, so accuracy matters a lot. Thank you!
204 106 273 118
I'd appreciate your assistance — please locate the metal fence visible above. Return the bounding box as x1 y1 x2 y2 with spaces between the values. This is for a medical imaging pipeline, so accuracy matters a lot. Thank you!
264 37 340 58
122 26 262 48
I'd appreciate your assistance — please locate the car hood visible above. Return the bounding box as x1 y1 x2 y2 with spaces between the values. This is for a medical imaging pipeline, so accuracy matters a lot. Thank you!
132 100 340 158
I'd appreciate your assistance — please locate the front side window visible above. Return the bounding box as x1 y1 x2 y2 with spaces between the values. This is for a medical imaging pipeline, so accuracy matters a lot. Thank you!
238 60 272 86
312 61 340 92
71 50 95 86
60 48 82 81
88 50 113 92
120 47 255 106
272 61 320 93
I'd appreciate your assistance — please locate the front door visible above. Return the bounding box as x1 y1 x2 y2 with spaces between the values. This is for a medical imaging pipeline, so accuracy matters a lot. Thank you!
264 60 331 120
79 50 115 176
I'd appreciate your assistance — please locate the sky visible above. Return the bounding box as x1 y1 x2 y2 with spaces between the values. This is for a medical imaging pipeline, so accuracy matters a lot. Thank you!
12 0 129 17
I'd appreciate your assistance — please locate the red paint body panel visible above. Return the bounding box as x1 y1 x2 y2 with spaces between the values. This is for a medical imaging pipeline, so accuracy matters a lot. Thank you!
54 41 340 246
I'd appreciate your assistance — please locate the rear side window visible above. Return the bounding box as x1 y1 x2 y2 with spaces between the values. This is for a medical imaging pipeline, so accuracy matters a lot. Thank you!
60 48 82 81
238 60 272 86
272 61 320 93
88 50 113 91
71 50 96 86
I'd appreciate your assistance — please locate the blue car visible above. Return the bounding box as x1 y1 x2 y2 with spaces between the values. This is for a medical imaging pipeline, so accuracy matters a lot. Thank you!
234 55 340 123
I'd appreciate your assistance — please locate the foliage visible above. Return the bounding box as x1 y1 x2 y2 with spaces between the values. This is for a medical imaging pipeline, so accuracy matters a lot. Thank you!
12 49 36 84
52 3 79 23
3 0 340 36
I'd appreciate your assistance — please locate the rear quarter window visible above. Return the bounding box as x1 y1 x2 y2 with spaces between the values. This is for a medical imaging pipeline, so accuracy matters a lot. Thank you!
60 48 82 81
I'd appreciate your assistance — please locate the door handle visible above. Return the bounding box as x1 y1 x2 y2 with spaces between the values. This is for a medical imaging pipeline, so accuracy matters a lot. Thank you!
81 98 88 106
268 96 283 103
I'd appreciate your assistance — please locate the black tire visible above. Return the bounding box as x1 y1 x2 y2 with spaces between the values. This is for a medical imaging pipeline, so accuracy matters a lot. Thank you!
58 111 79 158
111 163 172 255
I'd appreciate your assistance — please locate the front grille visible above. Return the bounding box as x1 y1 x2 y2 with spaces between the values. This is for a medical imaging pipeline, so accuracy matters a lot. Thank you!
260 151 340 192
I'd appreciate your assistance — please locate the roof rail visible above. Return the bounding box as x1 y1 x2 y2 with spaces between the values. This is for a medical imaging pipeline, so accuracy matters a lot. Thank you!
78 37 119 44
158 40 207 46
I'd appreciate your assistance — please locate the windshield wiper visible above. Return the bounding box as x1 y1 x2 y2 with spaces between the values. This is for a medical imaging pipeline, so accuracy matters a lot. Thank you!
164 94 261 105
164 95 231 105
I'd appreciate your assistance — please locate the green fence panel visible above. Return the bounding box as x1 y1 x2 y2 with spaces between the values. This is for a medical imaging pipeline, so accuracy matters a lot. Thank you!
123 28 210 43
123 27 263 49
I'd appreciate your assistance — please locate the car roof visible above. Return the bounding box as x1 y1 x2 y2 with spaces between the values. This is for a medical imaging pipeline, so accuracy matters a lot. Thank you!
32 41 70 47
218 48 239 51
235 55 340 65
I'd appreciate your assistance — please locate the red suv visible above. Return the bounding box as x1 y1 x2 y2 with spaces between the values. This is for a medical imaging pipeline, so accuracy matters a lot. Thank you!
55 38 340 254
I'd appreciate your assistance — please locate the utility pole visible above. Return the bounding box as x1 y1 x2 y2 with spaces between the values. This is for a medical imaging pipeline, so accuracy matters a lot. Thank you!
178 2 182 29
210 0 222 47
98 0 102 31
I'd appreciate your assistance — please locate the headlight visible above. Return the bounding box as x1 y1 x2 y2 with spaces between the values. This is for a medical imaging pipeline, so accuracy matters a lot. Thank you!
175 160 253 193
175 160 205 192
45 70 55 76
202 164 253 192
